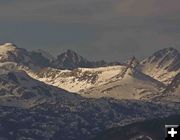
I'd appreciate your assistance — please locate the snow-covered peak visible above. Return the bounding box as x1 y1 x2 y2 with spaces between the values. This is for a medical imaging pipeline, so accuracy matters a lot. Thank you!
30 64 165 101
1 42 16 47
139 47 180 84
0 43 52 70
141 47 179 71
32 65 124 92
80 66 165 100
0 43 17 54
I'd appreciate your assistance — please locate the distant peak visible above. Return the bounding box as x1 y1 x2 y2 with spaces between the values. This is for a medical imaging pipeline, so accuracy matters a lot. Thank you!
62 49 83 58
4 42 15 46
164 47 178 51
140 47 180 72
0 42 17 48
145 47 179 60
65 49 77 54
0 43 17 54
155 47 179 55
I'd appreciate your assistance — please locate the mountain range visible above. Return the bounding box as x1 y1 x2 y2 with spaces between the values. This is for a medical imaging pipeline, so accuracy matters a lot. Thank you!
0 43 179 140
0 43 121 70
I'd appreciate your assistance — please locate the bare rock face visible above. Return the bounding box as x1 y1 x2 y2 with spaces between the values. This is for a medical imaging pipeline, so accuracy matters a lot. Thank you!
52 49 92 69
163 72 180 94
139 48 180 84
140 48 179 71
51 49 121 70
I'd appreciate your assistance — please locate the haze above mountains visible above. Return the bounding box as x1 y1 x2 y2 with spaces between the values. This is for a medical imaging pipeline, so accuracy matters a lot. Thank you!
0 43 179 140
1 0 180 63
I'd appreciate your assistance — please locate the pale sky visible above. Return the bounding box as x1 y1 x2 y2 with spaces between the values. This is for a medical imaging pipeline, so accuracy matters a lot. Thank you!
0 0 180 61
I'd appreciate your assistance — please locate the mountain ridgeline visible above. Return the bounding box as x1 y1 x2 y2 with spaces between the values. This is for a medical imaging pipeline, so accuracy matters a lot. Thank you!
0 43 121 70
0 43 179 140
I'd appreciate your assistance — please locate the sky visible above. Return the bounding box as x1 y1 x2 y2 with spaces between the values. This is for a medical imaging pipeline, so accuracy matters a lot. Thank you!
0 0 180 62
